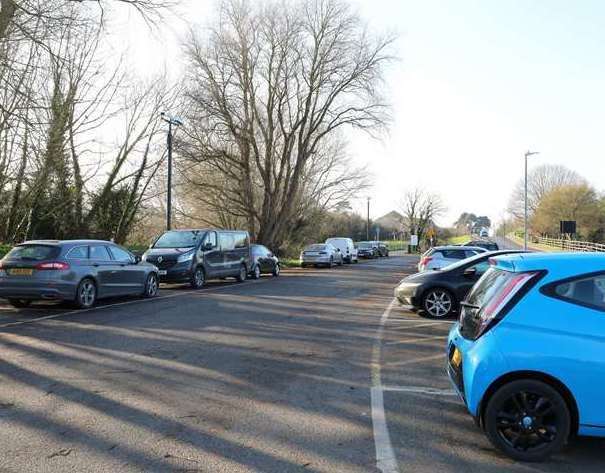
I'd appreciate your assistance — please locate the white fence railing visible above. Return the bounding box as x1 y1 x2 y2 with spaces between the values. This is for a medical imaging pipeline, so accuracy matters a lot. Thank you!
535 236 605 252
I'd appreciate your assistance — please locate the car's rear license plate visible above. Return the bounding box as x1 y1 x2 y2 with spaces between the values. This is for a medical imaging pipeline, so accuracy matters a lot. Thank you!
8 268 33 276
451 347 462 368
158 270 167 276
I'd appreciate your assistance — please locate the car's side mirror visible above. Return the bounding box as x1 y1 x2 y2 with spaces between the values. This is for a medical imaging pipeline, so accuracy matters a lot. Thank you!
134 255 142 264
463 267 477 277
202 242 213 251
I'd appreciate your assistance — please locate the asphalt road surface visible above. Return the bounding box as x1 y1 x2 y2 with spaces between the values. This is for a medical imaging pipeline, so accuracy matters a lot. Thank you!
0 254 602 472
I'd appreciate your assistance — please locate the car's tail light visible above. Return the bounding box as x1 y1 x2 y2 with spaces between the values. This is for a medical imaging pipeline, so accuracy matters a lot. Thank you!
420 256 433 266
473 271 536 338
35 261 70 270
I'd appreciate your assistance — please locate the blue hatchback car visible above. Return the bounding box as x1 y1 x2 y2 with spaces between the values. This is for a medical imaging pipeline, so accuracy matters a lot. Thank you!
447 252 605 461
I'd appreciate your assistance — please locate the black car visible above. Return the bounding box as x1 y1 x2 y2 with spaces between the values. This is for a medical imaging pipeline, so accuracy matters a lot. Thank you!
394 250 526 318
357 241 379 258
143 229 251 288
250 244 280 279
376 242 389 257
463 240 499 251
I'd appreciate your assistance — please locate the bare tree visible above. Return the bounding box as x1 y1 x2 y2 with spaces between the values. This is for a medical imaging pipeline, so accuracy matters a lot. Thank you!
399 188 445 246
507 164 586 220
180 0 393 248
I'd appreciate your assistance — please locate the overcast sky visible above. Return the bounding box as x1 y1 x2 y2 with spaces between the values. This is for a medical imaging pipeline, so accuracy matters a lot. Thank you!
108 0 605 226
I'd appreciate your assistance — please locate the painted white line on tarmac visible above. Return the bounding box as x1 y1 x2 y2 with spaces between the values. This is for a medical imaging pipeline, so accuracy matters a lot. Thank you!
385 334 448 346
381 385 456 396
371 298 399 473
389 317 456 325
0 279 266 329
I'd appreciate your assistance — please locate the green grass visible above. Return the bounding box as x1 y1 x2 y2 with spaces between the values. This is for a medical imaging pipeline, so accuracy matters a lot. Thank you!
279 258 301 268
0 244 11 258
507 234 562 252
447 235 469 245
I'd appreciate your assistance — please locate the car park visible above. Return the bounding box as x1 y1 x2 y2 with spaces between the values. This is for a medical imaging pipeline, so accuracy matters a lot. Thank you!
0 240 159 308
448 252 605 461
395 250 526 318
357 241 379 258
418 245 487 272
463 239 499 251
249 244 280 278
325 237 358 263
143 229 250 288
300 243 343 268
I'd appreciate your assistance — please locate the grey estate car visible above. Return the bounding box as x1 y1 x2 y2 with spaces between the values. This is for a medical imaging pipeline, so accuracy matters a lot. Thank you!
0 240 159 309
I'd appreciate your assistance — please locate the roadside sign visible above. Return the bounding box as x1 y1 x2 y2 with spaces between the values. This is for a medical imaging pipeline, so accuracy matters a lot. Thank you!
410 235 418 246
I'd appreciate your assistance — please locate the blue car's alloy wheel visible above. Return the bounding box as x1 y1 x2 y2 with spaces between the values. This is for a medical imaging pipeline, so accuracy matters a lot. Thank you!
484 379 570 462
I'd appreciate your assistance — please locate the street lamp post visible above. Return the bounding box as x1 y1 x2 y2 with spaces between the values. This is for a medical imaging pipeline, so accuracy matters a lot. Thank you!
524 150 539 250
366 197 371 241
161 113 183 231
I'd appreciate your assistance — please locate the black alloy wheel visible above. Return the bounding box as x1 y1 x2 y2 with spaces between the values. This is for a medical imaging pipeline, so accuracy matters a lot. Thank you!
191 266 205 289
484 379 570 462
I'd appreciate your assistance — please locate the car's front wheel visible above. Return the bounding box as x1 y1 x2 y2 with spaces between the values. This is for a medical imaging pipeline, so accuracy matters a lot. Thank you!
75 278 96 309
252 264 261 279
190 266 205 289
483 379 571 462
236 264 247 282
8 299 32 309
143 273 159 298
422 288 455 318
272 264 280 277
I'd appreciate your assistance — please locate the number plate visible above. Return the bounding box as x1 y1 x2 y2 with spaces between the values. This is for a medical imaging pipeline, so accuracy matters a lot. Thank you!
8 268 33 276
158 270 167 276
451 347 462 368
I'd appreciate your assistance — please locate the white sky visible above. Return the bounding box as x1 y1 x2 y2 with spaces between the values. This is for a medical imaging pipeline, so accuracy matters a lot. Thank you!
106 0 605 227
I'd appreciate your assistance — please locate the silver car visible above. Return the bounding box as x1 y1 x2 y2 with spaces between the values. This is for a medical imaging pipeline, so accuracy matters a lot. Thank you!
0 240 159 309
300 243 344 268
417 245 487 272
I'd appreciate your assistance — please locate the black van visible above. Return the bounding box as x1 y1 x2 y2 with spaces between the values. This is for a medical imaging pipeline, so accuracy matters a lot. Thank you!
142 229 251 288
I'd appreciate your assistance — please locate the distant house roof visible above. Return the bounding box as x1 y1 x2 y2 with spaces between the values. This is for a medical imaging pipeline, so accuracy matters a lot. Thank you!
374 211 404 231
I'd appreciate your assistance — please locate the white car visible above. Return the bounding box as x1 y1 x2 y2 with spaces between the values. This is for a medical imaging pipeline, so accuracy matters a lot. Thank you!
325 237 358 264
418 245 487 272
300 243 344 268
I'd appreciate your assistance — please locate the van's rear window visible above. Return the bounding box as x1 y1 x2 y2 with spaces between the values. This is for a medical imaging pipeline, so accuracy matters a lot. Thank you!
6 245 60 261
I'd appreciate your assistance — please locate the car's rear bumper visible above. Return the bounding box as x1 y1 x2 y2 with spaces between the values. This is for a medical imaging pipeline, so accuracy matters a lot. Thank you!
0 280 75 301
300 257 331 265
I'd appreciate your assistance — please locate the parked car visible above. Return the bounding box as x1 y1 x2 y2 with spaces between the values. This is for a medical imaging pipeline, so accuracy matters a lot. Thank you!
357 241 379 258
377 242 389 257
249 244 280 278
395 250 526 318
325 237 358 264
448 252 605 461
143 229 250 288
463 239 499 251
418 245 487 272
300 243 343 268
0 240 159 309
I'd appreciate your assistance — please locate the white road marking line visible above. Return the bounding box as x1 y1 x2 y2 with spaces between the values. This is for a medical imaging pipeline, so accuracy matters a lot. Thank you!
381 385 456 396
371 298 399 473
385 334 448 346
0 279 266 329
389 317 456 325
386 353 445 367
388 321 453 330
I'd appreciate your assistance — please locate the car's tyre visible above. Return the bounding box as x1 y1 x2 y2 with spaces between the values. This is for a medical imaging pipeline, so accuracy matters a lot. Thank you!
272 264 280 277
8 299 32 309
483 379 571 462
236 264 247 282
75 278 97 309
190 266 205 289
422 288 455 318
142 273 159 298
252 264 261 280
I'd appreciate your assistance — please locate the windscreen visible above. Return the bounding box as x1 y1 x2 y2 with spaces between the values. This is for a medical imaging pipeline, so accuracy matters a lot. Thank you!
153 231 205 249
5 245 60 261
358 242 372 248
305 244 326 251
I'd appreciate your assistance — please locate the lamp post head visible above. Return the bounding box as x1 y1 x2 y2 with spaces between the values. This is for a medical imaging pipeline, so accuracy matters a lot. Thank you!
525 150 539 158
